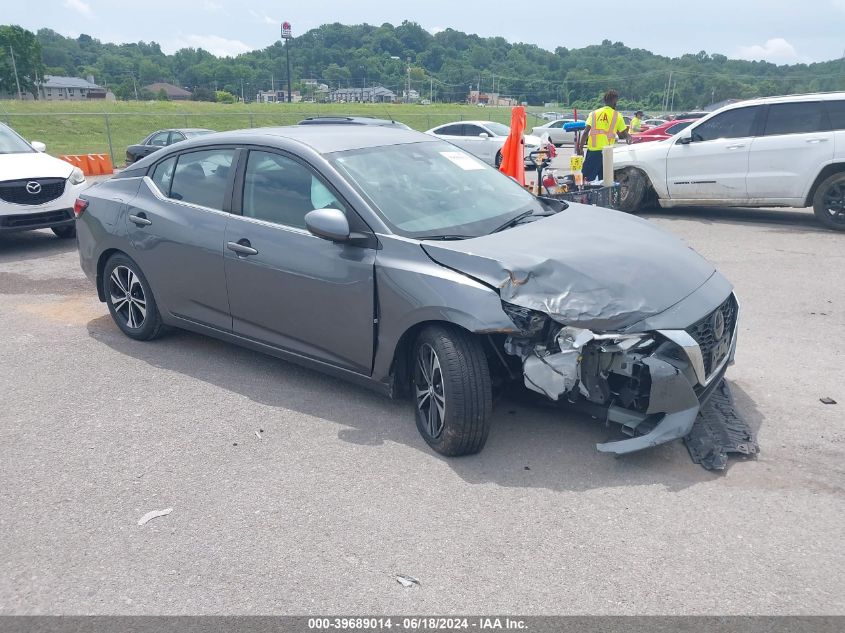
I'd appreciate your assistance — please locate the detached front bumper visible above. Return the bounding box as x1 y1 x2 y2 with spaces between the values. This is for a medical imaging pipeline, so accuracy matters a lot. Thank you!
513 293 739 455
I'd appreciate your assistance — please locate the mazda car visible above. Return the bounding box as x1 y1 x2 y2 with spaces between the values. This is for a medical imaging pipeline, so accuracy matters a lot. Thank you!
76 125 738 457
0 122 87 238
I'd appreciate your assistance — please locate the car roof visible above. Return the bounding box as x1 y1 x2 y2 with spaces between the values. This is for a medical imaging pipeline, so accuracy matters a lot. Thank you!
712 91 845 112
298 116 403 126
171 125 438 154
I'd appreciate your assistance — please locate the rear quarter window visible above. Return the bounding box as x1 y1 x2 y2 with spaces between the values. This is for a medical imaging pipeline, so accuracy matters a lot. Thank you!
825 100 845 131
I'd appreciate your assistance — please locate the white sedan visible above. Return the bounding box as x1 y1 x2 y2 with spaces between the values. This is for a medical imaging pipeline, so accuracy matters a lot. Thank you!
425 121 543 167
530 118 581 145
0 123 87 238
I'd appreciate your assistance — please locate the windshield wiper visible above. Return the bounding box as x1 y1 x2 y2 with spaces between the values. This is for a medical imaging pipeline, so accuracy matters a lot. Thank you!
416 234 475 241
489 209 534 234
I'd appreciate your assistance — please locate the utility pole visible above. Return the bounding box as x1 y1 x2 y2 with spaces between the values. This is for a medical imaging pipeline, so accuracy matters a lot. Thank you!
406 58 411 104
132 76 138 100
240 79 244 102
9 46 22 100
430 77 433 103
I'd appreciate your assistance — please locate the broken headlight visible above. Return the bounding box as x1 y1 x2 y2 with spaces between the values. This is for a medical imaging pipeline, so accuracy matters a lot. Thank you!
501 301 549 336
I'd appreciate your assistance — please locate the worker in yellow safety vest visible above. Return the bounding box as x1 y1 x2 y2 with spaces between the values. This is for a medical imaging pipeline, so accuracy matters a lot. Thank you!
577 90 629 182
630 110 644 134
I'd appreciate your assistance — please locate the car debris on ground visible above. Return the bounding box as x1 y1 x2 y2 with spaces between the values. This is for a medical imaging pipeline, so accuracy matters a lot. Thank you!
394 574 421 588
137 508 173 526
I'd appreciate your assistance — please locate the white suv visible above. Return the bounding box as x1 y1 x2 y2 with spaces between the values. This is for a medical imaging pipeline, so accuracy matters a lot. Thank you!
0 123 87 239
613 92 845 231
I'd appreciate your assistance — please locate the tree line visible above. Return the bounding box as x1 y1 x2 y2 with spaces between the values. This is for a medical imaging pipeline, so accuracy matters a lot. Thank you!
2 21 844 109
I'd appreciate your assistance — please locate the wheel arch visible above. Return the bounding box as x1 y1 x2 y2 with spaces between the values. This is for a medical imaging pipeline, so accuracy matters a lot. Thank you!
804 163 845 207
387 319 494 399
95 248 126 302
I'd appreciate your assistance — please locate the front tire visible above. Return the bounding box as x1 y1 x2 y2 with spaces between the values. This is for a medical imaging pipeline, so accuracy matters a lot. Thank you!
103 253 164 341
812 172 845 231
615 167 648 213
412 325 493 456
52 225 76 239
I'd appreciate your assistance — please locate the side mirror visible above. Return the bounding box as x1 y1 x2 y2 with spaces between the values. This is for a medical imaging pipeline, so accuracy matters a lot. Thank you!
678 134 693 145
479 132 490 139
31 141 47 152
305 208 350 242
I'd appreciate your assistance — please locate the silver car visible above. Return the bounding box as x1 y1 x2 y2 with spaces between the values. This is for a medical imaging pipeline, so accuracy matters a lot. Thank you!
76 126 738 457
425 121 543 167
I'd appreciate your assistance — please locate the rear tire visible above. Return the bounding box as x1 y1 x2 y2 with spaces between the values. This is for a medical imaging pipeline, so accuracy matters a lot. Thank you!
812 172 845 231
103 253 165 341
615 167 648 213
52 225 76 239
412 325 493 456
495 150 503 168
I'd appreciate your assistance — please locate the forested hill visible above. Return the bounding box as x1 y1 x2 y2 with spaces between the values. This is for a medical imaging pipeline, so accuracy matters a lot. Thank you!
18 22 845 108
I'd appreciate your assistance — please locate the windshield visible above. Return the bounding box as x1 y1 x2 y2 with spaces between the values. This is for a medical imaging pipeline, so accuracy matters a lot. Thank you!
0 124 36 154
484 122 511 136
331 141 544 239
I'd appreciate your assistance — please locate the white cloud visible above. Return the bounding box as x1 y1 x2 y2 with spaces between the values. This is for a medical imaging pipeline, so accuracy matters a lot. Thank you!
832 0 845 11
248 9 277 26
203 1 225 12
735 38 803 63
427 26 445 35
63 0 92 16
164 34 253 57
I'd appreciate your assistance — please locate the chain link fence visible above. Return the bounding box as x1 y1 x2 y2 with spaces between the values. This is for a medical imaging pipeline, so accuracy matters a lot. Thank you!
1 109 523 167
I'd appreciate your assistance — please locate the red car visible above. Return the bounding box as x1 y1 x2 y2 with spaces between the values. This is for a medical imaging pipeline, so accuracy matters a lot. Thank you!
630 119 696 144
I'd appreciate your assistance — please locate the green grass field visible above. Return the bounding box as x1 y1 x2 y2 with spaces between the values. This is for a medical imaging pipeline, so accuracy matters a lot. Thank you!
0 100 537 164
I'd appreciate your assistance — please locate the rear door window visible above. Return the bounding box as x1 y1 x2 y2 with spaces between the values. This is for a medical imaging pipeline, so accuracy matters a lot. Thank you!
435 124 464 136
150 156 177 195
691 107 759 142
168 149 236 211
763 102 828 136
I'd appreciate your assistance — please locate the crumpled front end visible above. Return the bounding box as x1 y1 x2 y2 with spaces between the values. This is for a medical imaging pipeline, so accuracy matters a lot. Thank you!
502 294 739 454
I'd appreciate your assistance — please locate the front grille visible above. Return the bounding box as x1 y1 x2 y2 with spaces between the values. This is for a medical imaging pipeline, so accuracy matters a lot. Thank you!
686 294 738 378
0 209 73 229
0 178 66 205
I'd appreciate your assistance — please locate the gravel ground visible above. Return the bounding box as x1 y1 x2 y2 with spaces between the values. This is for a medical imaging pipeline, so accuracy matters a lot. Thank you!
0 202 842 615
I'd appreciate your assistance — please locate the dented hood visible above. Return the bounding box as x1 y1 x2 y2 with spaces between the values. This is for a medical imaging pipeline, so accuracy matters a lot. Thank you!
421 203 716 330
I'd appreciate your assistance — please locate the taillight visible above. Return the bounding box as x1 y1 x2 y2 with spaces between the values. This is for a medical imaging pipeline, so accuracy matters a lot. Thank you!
73 198 89 218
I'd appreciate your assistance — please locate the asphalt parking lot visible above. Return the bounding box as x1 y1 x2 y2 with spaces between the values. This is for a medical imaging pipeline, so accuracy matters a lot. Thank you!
0 201 843 614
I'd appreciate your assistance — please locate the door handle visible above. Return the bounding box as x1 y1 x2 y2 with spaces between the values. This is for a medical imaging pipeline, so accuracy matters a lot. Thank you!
726 144 745 150
806 138 829 144
227 240 258 256
128 213 152 227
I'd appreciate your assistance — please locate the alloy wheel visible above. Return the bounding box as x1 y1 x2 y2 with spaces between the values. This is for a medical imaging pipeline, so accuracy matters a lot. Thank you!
414 343 446 439
108 265 147 329
821 182 845 225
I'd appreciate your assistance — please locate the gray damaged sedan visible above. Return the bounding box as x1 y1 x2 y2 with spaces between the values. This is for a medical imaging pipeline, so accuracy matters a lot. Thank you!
76 126 738 457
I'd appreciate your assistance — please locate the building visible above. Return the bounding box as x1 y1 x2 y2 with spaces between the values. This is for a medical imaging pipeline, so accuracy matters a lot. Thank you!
38 75 106 101
402 89 420 102
255 89 302 103
143 83 192 100
329 86 395 103
467 90 517 107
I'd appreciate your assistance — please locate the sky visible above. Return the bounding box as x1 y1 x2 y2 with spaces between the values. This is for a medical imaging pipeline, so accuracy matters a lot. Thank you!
4 0 845 64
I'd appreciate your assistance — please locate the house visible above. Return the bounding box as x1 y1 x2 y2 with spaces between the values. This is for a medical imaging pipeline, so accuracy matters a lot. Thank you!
467 90 516 107
143 83 192 100
39 75 106 101
329 86 395 103
256 89 302 103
